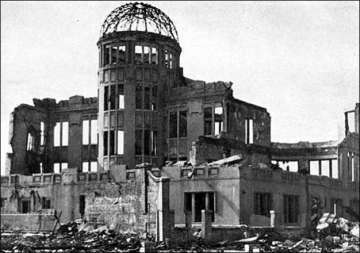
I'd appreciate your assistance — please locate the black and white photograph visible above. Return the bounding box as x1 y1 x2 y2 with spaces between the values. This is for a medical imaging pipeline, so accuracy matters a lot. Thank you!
1 1 359 252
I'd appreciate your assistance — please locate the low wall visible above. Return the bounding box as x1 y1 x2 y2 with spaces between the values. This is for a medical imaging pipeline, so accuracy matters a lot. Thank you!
0 213 56 232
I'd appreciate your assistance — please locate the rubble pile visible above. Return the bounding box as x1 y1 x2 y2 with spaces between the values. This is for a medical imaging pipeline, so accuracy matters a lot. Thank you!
1 222 141 253
1 214 359 252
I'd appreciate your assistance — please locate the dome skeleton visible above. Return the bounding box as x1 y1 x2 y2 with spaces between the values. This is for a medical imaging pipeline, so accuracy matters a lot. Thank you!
100 2 179 41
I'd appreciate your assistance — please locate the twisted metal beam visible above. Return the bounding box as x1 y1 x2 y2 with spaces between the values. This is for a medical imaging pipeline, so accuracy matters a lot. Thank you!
100 2 179 41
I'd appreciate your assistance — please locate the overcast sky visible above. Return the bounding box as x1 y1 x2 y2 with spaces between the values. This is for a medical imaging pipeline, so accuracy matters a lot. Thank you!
1 1 359 174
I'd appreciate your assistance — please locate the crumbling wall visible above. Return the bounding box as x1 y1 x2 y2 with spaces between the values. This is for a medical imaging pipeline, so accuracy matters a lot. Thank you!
1 213 56 232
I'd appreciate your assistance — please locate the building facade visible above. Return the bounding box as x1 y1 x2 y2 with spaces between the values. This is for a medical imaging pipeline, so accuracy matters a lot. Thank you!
1 2 359 233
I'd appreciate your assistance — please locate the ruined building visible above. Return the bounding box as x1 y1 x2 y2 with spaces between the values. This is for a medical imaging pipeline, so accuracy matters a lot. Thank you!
1 2 359 237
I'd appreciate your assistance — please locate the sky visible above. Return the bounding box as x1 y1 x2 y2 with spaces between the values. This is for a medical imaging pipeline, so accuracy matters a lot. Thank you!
1 1 359 174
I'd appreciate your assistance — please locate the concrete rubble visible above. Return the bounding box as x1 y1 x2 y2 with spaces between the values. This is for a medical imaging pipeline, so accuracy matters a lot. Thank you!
1 213 359 253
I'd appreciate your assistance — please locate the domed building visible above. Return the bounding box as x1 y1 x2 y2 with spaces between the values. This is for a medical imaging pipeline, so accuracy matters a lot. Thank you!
1 2 358 237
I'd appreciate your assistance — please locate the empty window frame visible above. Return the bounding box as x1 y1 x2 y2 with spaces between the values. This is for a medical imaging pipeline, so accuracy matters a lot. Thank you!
82 119 97 145
276 161 298 172
104 44 111 66
53 162 67 174
254 192 272 217
82 162 89 172
164 50 174 69
104 86 109 111
245 118 254 144
26 132 35 151
103 130 116 156
135 129 143 155
144 87 151 110
40 122 45 145
135 130 157 156
151 130 158 156
54 122 68 147
135 45 158 65
310 160 320 175
136 85 143 109
152 86 158 111
118 84 124 109
117 130 124 155
283 195 299 224
103 44 126 66
169 111 178 138
204 107 212 135
110 85 116 110
347 152 356 182
321 160 330 177
331 159 338 179
214 106 223 136
42 197 51 209
184 192 215 222
82 161 97 172
21 199 31 213
179 111 187 137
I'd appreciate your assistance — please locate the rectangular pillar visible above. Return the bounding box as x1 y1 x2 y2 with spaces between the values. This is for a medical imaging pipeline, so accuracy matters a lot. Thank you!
201 209 212 240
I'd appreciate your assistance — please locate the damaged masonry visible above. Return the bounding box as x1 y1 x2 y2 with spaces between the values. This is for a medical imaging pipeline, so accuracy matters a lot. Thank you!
1 2 359 252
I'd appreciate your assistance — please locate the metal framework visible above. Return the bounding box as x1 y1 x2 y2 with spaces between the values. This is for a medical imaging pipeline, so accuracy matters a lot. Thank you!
100 2 179 41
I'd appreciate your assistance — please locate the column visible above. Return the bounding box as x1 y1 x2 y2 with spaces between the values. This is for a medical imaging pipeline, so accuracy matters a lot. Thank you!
191 193 196 222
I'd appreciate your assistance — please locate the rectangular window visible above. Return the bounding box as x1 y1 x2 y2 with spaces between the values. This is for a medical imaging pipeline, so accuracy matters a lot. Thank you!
321 160 330 177
54 122 68 147
135 45 142 64
136 85 142 109
109 130 115 155
254 192 272 217
310 160 319 175
245 118 253 144
90 161 97 172
169 112 178 138
27 133 35 151
82 162 89 172
135 129 143 155
331 159 338 179
179 111 187 137
276 161 298 172
62 122 68 146
144 129 151 155
82 120 89 145
90 119 97 144
21 200 31 213
118 84 124 109
152 86 157 111
214 106 223 136
118 45 126 64
165 50 174 69
62 162 68 170
117 130 124 155
204 107 212 135
104 86 109 110
104 45 110 66
144 87 151 110
54 163 61 174
283 195 299 224
42 197 51 209
54 122 61 147
184 192 215 222
103 131 108 156
151 130 157 156
351 153 355 182
111 45 117 64
40 121 45 145
110 85 116 110
143 46 150 64
151 47 158 64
